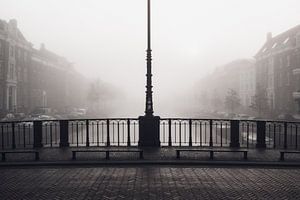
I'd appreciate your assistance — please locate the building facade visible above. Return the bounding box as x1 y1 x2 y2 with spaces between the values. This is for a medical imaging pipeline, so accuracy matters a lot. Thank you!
255 25 300 117
196 59 256 113
0 19 32 114
0 19 88 117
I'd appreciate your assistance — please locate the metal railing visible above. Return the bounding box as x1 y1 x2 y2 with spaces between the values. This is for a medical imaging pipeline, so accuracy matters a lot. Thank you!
0 122 34 149
0 118 299 150
160 119 231 147
68 119 139 147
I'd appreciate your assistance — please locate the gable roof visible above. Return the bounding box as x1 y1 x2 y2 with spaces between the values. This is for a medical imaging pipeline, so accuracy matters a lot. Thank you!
255 25 300 57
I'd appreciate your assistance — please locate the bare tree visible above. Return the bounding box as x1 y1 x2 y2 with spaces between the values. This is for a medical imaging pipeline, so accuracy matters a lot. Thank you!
87 79 101 115
250 87 269 117
225 89 240 113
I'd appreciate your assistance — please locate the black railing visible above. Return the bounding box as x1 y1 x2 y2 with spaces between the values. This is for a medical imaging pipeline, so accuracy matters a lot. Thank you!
0 118 299 150
68 119 139 147
265 121 299 149
239 120 257 148
0 122 34 149
160 119 231 147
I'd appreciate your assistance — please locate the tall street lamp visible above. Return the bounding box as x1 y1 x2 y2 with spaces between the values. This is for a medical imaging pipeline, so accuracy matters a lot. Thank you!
145 0 154 116
138 0 160 147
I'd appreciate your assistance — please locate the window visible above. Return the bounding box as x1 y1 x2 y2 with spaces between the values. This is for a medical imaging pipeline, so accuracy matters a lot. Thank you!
24 51 27 62
17 68 21 81
287 55 291 66
262 47 268 53
283 37 290 44
279 57 283 68
279 73 282 86
8 86 13 111
0 62 2 78
0 41 2 55
0 21 4 30
18 49 21 59
9 45 14 57
0 87 2 109
287 71 291 86
297 34 300 47
8 63 14 79
23 68 27 82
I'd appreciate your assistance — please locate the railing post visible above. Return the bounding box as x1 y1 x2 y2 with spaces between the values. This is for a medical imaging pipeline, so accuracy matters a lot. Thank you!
256 121 266 148
106 119 110 147
179 121 182 146
209 120 213 147
168 119 172 147
59 120 69 147
138 116 161 147
1 125 4 149
86 119 90 147
189 119 192 147
11 122 16 149
127 119 131 147
296 125 298 149
230 120 240 148
284 122 288 149
33 121 43 148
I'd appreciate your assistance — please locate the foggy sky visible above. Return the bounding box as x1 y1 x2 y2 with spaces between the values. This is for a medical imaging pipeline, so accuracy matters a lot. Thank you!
1 0 300 117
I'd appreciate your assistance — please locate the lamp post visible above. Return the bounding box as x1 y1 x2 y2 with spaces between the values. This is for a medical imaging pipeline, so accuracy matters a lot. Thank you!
145 0 154 116
138 0 160 147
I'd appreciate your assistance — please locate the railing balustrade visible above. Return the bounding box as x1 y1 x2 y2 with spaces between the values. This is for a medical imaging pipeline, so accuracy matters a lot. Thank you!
0 122 34 149
0 118 299 150
68 118 139 147
160 119 231 147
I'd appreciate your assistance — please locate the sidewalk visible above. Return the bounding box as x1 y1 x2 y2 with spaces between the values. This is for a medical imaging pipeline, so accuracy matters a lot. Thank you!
1 147 300 167
1 166 300 199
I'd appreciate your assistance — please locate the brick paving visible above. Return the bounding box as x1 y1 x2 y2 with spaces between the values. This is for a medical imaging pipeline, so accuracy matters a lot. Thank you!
0 166 299 199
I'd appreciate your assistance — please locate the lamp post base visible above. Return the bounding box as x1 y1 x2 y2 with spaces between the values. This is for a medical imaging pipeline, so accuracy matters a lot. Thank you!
138 115 160 147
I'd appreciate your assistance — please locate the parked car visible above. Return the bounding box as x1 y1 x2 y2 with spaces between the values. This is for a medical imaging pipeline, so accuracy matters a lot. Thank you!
237 114 250 120
0 113 15 121
31 107 52 115
277 114 295 121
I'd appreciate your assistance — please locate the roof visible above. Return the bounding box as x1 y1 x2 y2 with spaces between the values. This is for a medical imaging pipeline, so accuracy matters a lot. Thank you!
32 46 72 70
0 19 30 46
255 25 300 57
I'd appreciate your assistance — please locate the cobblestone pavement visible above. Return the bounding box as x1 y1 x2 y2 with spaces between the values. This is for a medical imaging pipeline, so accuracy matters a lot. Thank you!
0 166 299 199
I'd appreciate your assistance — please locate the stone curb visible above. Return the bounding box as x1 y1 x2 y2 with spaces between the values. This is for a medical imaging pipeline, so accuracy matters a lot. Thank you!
1 160 300 168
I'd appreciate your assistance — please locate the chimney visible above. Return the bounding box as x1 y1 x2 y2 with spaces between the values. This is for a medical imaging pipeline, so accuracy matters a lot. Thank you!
267 32 272 41
9 19 17 28
40 43 45 50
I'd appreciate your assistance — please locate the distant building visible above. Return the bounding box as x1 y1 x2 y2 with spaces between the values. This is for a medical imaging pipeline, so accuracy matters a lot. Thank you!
196 59 255 113
30 44 72 112
255 25 300 116
0 19 32 114
0 19 88 117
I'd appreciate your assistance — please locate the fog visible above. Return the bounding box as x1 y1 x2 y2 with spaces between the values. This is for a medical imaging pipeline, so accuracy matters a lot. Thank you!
1 0 300 117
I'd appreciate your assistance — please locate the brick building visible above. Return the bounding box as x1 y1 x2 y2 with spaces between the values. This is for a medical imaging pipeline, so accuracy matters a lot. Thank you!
255 25 300 117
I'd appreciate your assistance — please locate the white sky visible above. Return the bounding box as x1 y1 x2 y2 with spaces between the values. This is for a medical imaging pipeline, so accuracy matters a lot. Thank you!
0 0 300 116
